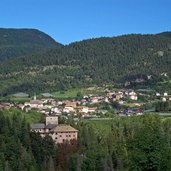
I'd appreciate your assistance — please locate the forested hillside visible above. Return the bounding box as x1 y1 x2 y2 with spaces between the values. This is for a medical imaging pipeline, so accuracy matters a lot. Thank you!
1 110 171 171
1 31 171 95
0 28 62 61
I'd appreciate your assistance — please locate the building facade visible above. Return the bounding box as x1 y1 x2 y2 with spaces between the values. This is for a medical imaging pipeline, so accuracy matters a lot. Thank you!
30 116 78 144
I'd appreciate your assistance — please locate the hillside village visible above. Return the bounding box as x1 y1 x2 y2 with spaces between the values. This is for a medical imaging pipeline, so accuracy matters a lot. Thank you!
1 87 171 118
1 3 171 169
0 89 139 115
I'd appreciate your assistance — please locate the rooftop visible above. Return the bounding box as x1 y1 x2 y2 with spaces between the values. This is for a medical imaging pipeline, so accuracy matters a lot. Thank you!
51 125 78 133
46 124 57 129
30 123 45 129
30 100 43 104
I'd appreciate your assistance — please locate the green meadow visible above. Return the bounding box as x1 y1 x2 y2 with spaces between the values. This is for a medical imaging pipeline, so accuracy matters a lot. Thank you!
1 108 43 123
52 88 105 99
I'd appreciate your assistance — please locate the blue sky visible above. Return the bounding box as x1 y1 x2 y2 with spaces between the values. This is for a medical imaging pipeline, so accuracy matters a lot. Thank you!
1 0 171 44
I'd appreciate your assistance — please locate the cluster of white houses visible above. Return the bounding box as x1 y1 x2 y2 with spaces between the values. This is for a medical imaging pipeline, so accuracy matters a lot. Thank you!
20 90 138 115
30 116 78 144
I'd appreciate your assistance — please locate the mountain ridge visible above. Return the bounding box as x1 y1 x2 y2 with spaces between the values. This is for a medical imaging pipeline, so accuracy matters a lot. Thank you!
0 28 63 61
1 30 171 95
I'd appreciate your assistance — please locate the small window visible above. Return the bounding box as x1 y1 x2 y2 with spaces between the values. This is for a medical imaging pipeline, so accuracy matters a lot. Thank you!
59 135 62 137
55 137 57 139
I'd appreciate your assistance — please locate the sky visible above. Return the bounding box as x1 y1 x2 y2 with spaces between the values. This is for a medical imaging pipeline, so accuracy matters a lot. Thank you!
1 0 171 44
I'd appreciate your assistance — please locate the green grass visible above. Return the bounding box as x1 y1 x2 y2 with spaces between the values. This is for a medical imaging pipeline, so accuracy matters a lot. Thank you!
0 96 31 103
52 89 82 99
124 103 138 108
1 108 43 123
162 117 171 122
25 111 43 123
158 80 171 84
82 119 114 137
52 88 105 99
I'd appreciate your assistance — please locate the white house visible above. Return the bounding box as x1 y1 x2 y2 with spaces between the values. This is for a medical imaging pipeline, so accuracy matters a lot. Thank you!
128 91 138 100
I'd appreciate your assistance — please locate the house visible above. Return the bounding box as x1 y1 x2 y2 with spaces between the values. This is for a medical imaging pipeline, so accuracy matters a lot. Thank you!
162 97 167 102
156 93 161 97
41 98 55 104
63 100 77 108
90 97 99 104
107 92 115 98
164 92 168 96
82 106 89 113
114 92 123 101
63 106 75 113
118 108 143 116
0 102 11 109
30 123 46 133
83 95 89 99
128 91 138 100
104 97 109 103
88 107 97 113
30 116 78 144
23 105 31 112
25 100 43 108
161 95 171 101
51 107 61 115
76 106 88 114
24 95 43 109
49 125 78 144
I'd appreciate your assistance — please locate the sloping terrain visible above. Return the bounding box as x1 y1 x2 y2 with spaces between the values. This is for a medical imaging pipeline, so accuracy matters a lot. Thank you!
0 28 62 60
0 31 171 95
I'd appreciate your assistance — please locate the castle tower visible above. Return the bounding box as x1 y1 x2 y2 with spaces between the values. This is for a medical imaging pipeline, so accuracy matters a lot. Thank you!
46 116 58 125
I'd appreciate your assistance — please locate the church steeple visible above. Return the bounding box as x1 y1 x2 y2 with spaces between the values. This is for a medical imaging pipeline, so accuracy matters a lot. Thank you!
34 93 36 100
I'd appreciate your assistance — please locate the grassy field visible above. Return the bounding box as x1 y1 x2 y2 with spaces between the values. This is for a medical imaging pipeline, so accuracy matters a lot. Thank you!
82 119 114 137
52 88 105 99
1 108 43 123
0 96 31 103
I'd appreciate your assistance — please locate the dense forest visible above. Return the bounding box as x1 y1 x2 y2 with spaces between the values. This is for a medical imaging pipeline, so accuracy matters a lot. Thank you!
0 28 62 61
0 30 171 95
0 110 171 171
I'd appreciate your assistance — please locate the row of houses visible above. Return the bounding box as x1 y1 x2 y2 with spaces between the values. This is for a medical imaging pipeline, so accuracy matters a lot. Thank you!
16 90 139 116
106 90 138 101
156 93 171 102
2 89 139 117
117 108 143 116
21 96 97 116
